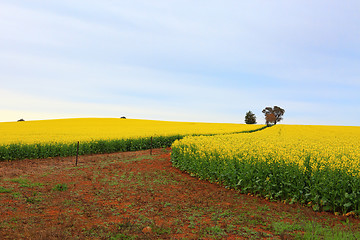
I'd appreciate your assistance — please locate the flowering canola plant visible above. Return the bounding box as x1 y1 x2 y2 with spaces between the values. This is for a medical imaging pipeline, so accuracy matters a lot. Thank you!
171 125 360 214
0 118 263 160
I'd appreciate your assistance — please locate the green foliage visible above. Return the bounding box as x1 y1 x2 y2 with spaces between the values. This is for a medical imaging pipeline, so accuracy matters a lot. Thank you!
245 111 257 124
171 144 360 215
0 186 12 193
302 221 360 239
0 125 267 161
52 183 68 191
25 192 43 204
9 178 44 188
262 106 285 125
0 135 184 161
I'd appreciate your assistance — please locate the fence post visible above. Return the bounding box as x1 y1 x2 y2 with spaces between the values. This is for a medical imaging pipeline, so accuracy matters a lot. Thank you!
150 137 153 155
75 141 79 166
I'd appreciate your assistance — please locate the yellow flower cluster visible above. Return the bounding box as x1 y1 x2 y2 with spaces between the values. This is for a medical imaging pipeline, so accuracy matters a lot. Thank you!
172 125 360 176
0 118 263 145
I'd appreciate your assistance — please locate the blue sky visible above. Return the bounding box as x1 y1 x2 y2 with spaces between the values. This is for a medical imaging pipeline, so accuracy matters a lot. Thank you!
0 0 359 125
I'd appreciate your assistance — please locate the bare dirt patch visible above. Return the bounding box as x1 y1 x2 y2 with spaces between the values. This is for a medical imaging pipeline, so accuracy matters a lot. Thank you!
1 148 359 239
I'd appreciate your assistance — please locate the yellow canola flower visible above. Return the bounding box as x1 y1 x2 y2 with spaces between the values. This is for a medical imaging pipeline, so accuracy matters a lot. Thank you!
173 125 360 176
0 118 263 145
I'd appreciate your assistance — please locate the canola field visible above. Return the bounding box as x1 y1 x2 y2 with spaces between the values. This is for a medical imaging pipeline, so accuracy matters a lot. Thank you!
171 125 360 214
3 118 359 214
0 118 263 160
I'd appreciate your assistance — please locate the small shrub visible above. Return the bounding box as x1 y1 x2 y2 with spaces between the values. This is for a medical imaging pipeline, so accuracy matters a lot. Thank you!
52 183 68 191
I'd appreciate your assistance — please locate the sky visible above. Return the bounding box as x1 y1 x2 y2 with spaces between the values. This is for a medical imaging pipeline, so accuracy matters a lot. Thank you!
0 1 359 126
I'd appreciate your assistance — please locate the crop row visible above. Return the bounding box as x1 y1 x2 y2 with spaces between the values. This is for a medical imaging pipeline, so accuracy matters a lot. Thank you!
0 128 268 161
171 125 360 215
0 118 263 145
0 118 265 161
0 135 182 161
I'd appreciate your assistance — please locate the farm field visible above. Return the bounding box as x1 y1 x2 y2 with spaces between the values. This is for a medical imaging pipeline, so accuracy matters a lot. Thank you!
0 118 263 145
1 118 360 238
0 118 264 161
171 125 360 215
1 148 360 239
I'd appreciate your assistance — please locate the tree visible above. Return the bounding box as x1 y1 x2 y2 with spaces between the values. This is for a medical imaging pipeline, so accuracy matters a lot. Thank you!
245 111 257 124
265 113 276 126
262 106 285 125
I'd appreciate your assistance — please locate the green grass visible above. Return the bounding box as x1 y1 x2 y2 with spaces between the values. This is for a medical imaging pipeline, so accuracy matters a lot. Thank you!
305 221 360 239
7 178 44 188
0 186 12 193
203 225 226 236
24 192 43 204
272 221 302 235
270 220 360 239
52 183 68 192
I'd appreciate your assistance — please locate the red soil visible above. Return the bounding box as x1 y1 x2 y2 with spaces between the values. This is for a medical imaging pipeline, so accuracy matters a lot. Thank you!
0 149 359 239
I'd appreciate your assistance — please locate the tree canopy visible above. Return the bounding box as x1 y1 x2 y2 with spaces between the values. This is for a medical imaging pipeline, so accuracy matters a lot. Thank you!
262 106 285 125
245 111 257 124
